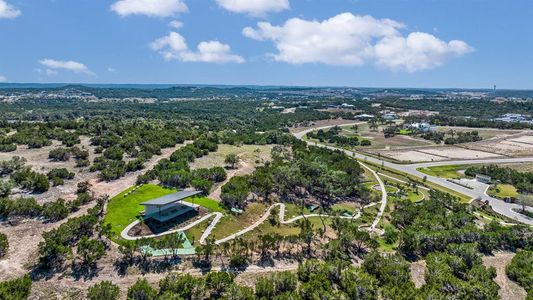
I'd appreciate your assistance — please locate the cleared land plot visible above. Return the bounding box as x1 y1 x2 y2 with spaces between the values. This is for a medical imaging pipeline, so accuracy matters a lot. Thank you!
418 147 502 160
341 124 433 150
438 127 523 140
509 135 533 144
190 144 273 170
375 146 501 163
483 253 528 300
377 150 447 163
290 118 361 134
465 136 533 157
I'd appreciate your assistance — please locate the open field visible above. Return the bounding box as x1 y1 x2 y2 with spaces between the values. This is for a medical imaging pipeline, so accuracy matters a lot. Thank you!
290 118 362 134
190 144 273 170
340 123 434 150
418 165 469 179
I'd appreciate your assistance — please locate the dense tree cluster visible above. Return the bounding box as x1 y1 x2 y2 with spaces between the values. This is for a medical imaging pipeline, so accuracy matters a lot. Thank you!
393 191 533 258
11 167 50 193
221 144 369 209
37 196 106 270
137 136 225 194
0 189 94 221
506 250 533 299
465 164 533 194
47 168 75 186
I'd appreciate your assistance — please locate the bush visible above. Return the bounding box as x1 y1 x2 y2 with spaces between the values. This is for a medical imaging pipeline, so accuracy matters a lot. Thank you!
47 168 75 180
87 281 120 300
42 199 70 222
127 279 156 300
0 274 32 300
11 168 50 193
0 233 8 257
48 148 71 162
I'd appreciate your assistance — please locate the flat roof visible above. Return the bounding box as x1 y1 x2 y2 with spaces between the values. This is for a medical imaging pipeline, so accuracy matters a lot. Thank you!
141 190 202 206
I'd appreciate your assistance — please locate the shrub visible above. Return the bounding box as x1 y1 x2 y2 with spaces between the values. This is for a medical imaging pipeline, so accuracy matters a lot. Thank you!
87 281 120 300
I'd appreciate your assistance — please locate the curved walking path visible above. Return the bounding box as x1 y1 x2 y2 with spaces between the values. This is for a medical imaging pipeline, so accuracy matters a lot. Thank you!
361 163 388 231
120 202 365 244
120 129 391 245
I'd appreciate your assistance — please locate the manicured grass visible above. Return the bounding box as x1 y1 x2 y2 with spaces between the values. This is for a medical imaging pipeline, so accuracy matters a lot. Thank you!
104 184 177 238
331 202 359 214
406 189 426 202
399 129 412 135
183 197 225 213
417 165 469 179
487 184 519 199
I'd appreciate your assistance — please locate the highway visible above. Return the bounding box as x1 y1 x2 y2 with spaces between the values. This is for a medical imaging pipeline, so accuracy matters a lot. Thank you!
293 124 533 225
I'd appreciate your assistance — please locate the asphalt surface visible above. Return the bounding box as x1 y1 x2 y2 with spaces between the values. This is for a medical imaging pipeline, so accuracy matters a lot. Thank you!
293 124 533 225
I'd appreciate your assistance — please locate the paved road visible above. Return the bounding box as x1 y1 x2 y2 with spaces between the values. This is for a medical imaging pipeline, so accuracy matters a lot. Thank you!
294 124 533 225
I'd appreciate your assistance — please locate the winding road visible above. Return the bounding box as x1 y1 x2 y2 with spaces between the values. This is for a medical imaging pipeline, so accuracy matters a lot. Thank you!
293 123 533 225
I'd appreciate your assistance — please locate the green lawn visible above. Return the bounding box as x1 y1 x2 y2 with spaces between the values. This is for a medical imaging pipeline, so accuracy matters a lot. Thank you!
487 184 519 199
104 184 223 240
104 184 178 238
417 165 469 179
183 197 225 213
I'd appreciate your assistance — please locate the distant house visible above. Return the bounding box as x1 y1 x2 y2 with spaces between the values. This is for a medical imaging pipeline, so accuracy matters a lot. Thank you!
355 114 375 120
409 122 438 133
141 190 201 222
475 174 492 184
382 112 397 121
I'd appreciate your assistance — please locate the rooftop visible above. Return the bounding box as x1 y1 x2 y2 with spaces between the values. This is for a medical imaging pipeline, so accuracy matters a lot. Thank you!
141 190 202 207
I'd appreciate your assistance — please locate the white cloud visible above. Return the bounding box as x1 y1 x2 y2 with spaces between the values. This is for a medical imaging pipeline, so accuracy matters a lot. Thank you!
107 67 116 73
0 75 6 82
374 32 473 72
216 0 289 16
111 0 187 17
150 32 244 63
0 0 20 19
243 12 473 72
168 20 183 29
39 59 95 76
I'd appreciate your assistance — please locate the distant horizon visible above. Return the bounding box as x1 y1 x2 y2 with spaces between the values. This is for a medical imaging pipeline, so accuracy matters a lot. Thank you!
0 82 529 92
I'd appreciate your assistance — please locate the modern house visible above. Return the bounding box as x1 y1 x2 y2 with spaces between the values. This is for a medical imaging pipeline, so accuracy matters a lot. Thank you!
141 190 201 223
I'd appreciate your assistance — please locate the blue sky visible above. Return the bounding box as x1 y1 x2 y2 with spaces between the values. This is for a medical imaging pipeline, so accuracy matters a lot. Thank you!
0 0 531 89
